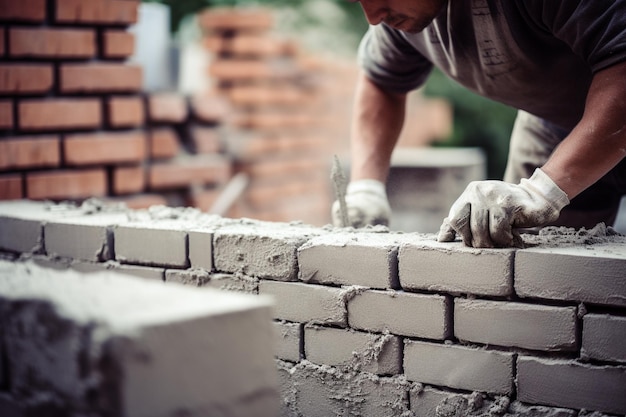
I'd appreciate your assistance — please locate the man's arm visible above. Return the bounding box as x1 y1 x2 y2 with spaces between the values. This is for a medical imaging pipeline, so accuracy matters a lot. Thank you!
438 61 626 247
542 61 626 199
350 71 407 182
330 71 407 227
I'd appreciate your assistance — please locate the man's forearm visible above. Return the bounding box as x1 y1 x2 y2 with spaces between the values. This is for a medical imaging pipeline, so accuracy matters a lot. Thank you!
350 72 408 182
542 61 626 199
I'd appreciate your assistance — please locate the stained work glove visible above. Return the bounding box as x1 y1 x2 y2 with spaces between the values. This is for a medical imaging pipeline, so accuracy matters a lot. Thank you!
438 168 570 248
332 179 391 228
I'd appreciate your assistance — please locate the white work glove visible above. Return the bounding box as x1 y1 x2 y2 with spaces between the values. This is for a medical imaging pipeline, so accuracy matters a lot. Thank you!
438 168 570 248
332 179 391 228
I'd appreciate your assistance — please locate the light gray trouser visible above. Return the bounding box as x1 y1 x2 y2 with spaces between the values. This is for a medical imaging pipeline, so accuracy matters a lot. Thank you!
503 110 626 229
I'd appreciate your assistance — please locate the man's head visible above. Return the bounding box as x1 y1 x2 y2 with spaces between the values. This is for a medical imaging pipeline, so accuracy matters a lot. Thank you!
348 0 448 33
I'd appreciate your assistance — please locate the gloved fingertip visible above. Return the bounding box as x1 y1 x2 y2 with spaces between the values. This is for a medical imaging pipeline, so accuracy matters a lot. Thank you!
437 220 456 242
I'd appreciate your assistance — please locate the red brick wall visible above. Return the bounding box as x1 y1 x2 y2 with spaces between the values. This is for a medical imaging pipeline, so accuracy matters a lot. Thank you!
0 0 233 211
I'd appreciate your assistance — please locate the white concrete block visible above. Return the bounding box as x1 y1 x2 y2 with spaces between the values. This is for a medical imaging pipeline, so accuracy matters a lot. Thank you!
44 213 128 261
204 272 258 294
454 299 577 351
0 201 50 253
0 260 279 417
515 244 626 307
298 232 405 289
259 281 346 326
348 289 450 339
582 314 626 362
115 221 188 268
517 356 626 415
213 222 322 281
399 240 514 296
188 228 213 271
304 326 402 375
404 340 514 394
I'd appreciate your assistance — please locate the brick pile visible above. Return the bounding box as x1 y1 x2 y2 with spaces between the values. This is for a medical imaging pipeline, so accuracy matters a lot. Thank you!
0 0 233 212
1 200 624 416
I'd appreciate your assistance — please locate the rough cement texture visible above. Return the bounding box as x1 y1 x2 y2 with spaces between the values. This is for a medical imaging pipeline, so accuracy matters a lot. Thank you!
277 359 410 417
204 272 259 294
410 387 577 417
454 299 577 351
516 356 626 415
399 240 514 296
304 326 402 375
165 268 211 286
298 231 404 289
214 221 323 280
0 260 279 417
404 340 514 394
582 313 626 362
259 280 348 326
348 289 451 339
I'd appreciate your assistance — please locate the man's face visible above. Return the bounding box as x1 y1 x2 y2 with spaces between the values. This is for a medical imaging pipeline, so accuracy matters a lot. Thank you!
349 0 447 33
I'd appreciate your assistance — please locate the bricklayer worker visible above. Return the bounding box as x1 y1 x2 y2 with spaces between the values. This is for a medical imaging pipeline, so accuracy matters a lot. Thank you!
332 0 626 248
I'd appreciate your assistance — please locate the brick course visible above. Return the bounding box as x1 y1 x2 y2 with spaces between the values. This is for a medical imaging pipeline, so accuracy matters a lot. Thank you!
60 63 142 93
26 169 107 200
64 131 146 166
19 98 101 131
0 64 54 94
9 27 96 58
0 0 46 22
0 136 60 169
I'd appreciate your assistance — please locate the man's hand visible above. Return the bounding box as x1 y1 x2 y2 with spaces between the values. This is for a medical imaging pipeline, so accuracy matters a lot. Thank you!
332 179 391 228
438 168 570 248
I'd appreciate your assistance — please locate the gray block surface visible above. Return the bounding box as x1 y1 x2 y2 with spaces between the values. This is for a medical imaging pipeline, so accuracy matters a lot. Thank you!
259 280 347 326
454 299 577 351
517 356 626 415
515 245 626 307
399 240 514 296
348 290 450 339
582 314 626 363
298 232 402 289
404 340 514 394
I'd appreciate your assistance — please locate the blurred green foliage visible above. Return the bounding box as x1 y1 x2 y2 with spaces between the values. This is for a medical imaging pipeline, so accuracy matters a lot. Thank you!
143 0 515 179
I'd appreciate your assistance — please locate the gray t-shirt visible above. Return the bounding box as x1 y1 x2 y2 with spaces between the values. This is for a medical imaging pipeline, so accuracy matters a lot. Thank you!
359 0 626 130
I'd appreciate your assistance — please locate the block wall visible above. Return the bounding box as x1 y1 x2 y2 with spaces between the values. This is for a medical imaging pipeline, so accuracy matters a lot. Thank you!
0 200 624 416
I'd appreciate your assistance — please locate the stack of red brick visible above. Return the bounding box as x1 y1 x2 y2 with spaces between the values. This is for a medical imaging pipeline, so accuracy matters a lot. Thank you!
200 8 335 225
0 0 233 211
